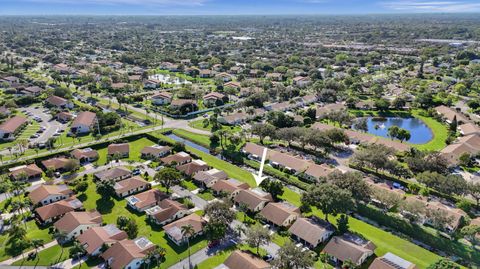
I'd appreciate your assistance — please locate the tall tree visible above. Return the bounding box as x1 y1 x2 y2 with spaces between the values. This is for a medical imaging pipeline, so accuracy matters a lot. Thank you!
154 167 181 194
273 241 315 269
302 183 353 222
245 224 272 255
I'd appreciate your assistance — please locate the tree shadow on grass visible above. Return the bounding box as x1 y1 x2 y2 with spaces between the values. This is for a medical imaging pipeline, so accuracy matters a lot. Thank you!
95 198 114 214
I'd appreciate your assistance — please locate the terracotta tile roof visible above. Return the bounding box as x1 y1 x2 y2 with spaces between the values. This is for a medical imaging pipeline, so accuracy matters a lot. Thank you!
0 116 27 133
323 234 376 265
203 92 225 100
152 92 172 100
41 157 71 170
141 145 171 156
72 111 96 128
101 237 156 269
35 196 83 222
171 99 196 107
77 225 128 255
304 163 334 179
94 167 132 181
223 250 271 269
114 176 150 195
193 168 228 185
234 189 273 211
9 164 42 180
126 189 168 210
146 199 187 223
163 214 206 243
288 218 334 246
458 123 480 136
46 95 68 107
212 179 250 194
259 202 300 226
435 105 470 123
107 143 130 155
54 210 102 234
176 159 209 176
161 151 192 165
71 148 98 160
29 184 73 204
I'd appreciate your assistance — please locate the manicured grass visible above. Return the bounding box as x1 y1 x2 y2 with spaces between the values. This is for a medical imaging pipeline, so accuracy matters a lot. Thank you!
411 109 448 151
12 244 72 266
157 133 256 187
96 137 156 165
79 177 208 268
172 129 212 149
0 220 53 262
189 119 241 133
196 190 215 201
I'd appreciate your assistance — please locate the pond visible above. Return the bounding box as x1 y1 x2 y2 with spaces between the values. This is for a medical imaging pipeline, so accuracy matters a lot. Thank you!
356 117 433 144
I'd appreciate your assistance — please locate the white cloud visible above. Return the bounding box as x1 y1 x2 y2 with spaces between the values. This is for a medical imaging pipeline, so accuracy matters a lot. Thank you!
382 0 480 12
23 0 208 6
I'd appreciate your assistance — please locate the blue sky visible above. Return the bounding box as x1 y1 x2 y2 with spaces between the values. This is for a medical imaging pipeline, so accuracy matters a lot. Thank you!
2 0 480 15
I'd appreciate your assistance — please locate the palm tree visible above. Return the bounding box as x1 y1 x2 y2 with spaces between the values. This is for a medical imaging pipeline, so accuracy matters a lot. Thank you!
54 230 69 262
181 224 195 269
31 239 45 259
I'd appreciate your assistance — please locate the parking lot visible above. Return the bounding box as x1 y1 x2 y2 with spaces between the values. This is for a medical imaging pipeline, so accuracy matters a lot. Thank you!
22 106 68 145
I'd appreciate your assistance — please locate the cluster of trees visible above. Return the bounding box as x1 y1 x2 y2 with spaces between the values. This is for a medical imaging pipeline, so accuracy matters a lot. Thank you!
387 126 411 142
117 215 139 239
351 144 410 178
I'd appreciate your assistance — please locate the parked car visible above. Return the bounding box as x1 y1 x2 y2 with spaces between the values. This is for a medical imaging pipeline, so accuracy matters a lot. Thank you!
263 254 273 262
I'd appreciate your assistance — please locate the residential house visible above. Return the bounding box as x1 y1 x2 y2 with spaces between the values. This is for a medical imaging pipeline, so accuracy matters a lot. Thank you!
224 81 241 89
440 133 480 165
323 234 376 267
9 164 43 181
266 72 283 81
161 151 192 166
140 145 171 159
292 76 312 87
193 168 228 188
176 159 209 177
41 157 71 172
151 92 172 105
288 218 334 248
0 106 11 116
315 103 347 119
369 252 418 269
22 86 44 96
170 99 196 109
234 188 273 212
107 143 130 158
71 148 99 163
101 237 156 269
215 72 233 82
114 176 151 198
71 111 97 135
203 92 226 107
144 79 160 89
1 76 20 85
29 184 74 206
0 115 28 141
56 111 74 123
146 199 189 226
94 167 132 182
435 105 470 124
215 250 271 269
302 163 334 182
46 95 73 109
163 214 206 245
54 210 102 240
211 179 250 198
126 189 168 212
199 69 213 78
458 123 480 136
259 202 300 227
77 225 128 256
35 196 84 224
269 151 310 174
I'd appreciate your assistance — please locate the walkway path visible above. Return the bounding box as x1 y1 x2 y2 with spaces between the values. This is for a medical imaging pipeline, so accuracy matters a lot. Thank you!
0 240 58 266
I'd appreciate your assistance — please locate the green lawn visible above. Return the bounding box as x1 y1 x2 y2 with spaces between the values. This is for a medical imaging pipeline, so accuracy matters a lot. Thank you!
158 133 444 268
12 244 72 266
78 177 208 268
0 221 53 262
411 109 448 151
188 119 241 133
172 129 212 149
96 137 156 165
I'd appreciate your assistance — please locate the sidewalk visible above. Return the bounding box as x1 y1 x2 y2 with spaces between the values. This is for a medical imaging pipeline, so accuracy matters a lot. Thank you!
0 240 58 266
